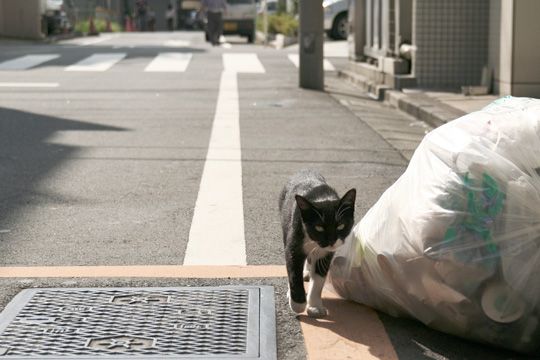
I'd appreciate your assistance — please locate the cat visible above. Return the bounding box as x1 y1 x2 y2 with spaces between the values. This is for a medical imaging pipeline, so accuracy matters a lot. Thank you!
279 169 356 317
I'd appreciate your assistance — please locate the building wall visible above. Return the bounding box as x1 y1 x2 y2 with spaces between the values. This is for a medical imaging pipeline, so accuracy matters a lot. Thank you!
488 0 501 93
498 0 513 95
512 0 540 97
0 0 44 39
413 0 490 90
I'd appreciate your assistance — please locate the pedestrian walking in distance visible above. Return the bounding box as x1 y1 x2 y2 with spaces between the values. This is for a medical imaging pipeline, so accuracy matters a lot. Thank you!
201 0 227 46
166 4 175 31
147 7 156 31
135 0 148 31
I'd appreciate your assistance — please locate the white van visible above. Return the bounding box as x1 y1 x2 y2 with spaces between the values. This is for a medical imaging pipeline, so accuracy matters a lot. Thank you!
222 0 257 43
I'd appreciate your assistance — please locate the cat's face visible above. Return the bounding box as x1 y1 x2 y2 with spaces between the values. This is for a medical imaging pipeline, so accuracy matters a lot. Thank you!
295 189 356 250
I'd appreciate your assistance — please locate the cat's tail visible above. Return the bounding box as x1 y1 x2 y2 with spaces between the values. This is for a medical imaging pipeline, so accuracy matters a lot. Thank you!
278 185 287 212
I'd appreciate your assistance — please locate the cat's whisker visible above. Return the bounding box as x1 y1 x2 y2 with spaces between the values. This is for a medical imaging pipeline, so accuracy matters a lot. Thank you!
336 205 352 220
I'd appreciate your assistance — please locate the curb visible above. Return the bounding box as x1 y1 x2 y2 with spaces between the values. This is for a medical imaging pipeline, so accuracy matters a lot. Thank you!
338 68 466 128
337 69 389 101
0 32 83 45
44 32 85 43
384 90 466 128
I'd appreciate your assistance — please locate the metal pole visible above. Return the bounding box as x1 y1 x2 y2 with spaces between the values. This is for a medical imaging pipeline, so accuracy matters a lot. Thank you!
263 0 268 46
299 0 324 90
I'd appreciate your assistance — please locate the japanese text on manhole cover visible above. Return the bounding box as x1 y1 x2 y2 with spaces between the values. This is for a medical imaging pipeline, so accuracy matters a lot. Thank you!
0 286 276 359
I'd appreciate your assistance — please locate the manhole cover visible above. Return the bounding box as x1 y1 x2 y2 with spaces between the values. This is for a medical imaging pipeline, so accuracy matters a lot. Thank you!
0 286 276 359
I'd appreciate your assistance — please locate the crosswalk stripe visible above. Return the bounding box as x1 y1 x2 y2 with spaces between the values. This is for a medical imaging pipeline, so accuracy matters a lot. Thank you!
287 54 336 71
0 54 60 70
62 35 113 46
65 53 126 72
164 40 191 47
144 52 192 72
223 53 265 73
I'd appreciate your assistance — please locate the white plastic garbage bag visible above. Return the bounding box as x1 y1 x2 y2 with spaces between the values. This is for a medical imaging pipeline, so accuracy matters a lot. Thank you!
329 97 540 354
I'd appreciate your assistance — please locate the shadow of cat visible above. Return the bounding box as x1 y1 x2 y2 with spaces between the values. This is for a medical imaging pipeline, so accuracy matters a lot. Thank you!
297 290 398 359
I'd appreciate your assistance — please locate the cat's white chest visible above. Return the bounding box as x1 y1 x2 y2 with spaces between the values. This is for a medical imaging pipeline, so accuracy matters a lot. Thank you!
302 236 317 255
302 235 331 261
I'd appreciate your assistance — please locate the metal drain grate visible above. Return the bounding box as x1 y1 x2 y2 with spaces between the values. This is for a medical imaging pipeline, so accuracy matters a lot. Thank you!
0 286 276 359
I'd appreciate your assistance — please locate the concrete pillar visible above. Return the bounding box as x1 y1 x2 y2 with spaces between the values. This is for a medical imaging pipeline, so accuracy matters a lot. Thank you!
490 0 540 97
497 0 514 95
348 0 366 61
0 0 44 39
299 0 324 90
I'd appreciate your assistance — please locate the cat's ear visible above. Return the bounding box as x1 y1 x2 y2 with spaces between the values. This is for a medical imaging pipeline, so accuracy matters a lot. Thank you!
296 195 322 222
295 195 313 212
339 188 356 208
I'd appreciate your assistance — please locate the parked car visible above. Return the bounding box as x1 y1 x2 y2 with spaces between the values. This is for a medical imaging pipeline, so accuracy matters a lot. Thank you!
222 0 257 43
323 0 348 40
256 0 278 15
43 0 72 35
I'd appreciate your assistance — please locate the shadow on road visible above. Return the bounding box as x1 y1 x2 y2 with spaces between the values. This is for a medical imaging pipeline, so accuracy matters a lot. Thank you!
0 107 126 235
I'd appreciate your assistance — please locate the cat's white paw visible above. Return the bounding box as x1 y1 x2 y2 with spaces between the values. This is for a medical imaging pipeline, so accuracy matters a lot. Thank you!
287 290 306 313
290 300 307 314
307 305 328 318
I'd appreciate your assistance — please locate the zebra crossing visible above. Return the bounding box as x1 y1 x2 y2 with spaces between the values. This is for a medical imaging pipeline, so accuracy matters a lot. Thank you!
144 52 193 72
0 52 337 74
65 53 126 72
0 54 60 71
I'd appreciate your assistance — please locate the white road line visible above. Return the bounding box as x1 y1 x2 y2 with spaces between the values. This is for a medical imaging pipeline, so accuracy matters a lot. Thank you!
287 54 336 71
184 70 246 265
185 53 265 265
0 54 60 70
164 40 191 47
223 53 265 73
0 82 59 88
65 53 126 72
70 35 113 46
144 53 192 72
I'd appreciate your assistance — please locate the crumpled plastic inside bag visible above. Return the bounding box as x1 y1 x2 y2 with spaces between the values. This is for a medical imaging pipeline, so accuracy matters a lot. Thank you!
329 97 540 353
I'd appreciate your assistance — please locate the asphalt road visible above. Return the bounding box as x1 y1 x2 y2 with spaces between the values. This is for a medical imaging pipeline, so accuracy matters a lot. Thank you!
0 32 534 359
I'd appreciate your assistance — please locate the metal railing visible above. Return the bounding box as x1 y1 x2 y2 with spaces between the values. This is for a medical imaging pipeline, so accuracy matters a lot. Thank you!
364 0 398 59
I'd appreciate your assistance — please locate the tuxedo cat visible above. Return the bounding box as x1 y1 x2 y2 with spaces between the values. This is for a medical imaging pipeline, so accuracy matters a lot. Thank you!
279 169 356 317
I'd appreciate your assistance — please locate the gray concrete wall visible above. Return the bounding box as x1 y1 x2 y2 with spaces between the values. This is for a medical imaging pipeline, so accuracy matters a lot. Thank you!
512 0 540 97
0 0 44 39
498 0 514 95
413 0 490 90
398 0 412 45
348 0 365 61
488 0 501 93
488 0 540 97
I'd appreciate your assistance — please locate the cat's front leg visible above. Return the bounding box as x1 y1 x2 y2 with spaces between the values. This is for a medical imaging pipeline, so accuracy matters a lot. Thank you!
306 252 334 318
286 252 307 314
303 258 310 281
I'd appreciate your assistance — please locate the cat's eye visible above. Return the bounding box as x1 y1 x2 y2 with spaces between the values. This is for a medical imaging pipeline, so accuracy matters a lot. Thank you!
315 225 324 232
337 224 345 231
